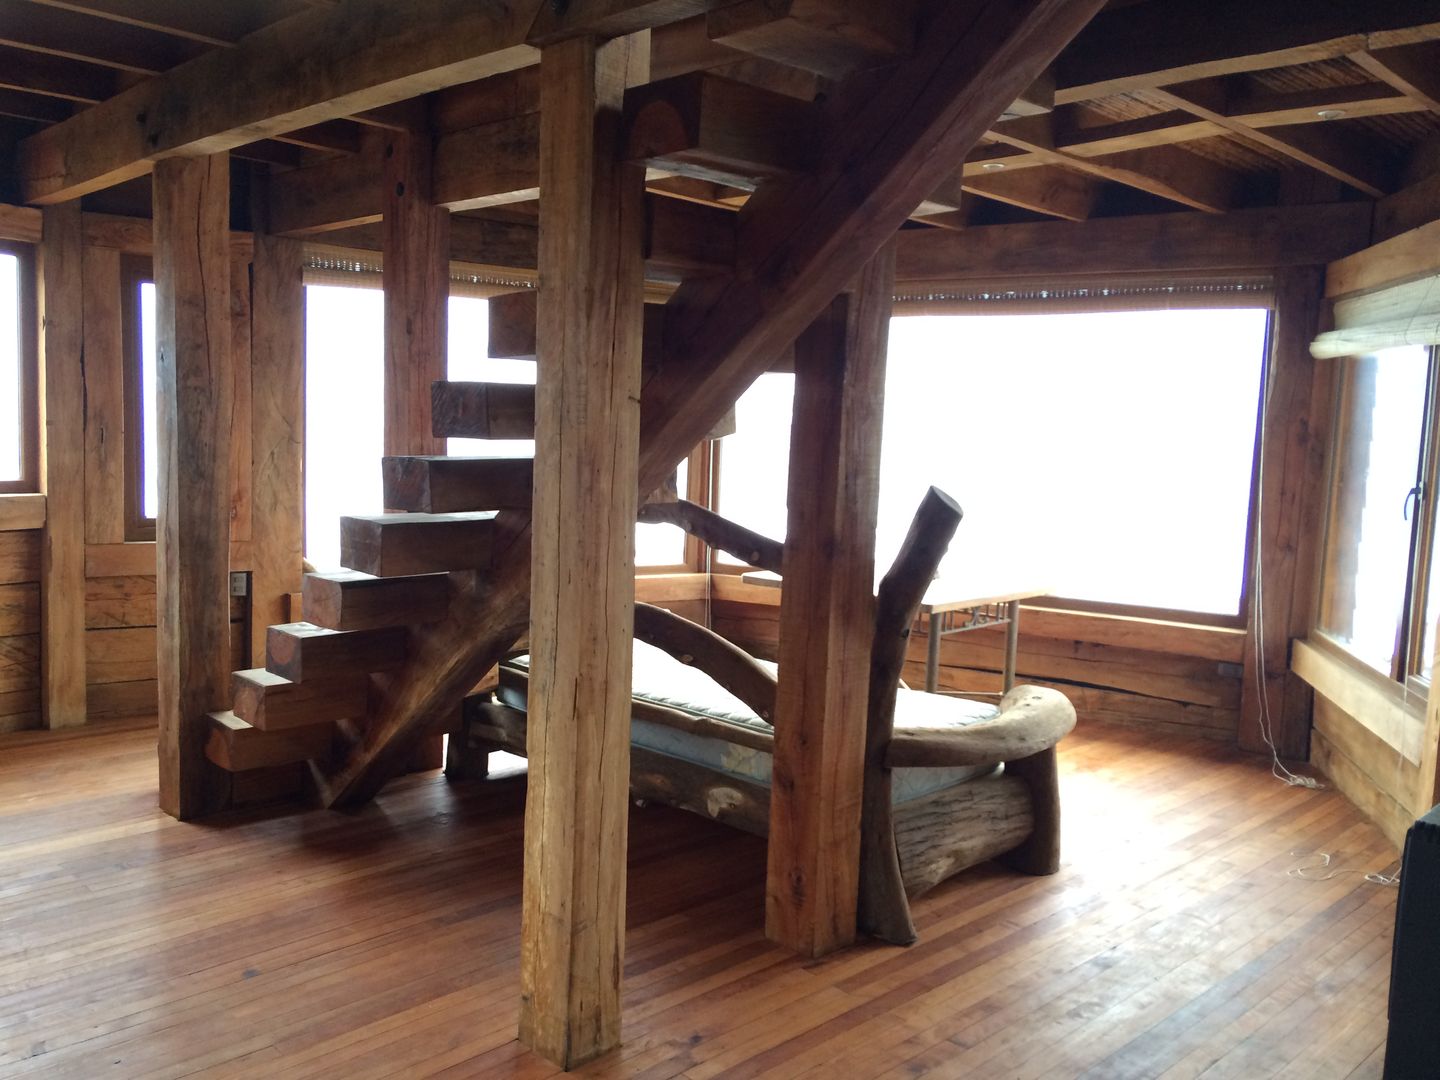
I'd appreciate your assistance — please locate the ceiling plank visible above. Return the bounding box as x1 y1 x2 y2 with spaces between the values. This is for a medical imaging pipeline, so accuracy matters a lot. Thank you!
1056 0 1440 103
961 165 1102 221
526 0 712 44
894 202 1375 284
17 0 545 204
0 87 73 124
638 0 1108 490
23 0 314 46
706 0 917 79
0 42 116 102
0 2 208 73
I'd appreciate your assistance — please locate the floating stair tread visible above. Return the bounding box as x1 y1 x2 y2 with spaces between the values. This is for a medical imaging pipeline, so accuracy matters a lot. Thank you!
382 456 534 514
232 667 370 730
205 710 334 771
266 621 409 684
340 511 498 577
303 569 452 631
430 380 535 440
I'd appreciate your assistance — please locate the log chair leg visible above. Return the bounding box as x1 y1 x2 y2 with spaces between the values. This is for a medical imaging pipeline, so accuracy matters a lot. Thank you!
857 766 917 946
996 745 1062 875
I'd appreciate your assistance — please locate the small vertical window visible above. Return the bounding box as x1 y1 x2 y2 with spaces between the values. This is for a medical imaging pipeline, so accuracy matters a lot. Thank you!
121 257 157 539
0 242 38 493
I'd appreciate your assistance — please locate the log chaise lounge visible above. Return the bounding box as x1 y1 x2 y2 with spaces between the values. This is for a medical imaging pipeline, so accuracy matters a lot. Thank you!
451 488 1075 944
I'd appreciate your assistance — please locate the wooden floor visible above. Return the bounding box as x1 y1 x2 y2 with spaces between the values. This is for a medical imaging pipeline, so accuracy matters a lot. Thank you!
0 719 1400 1079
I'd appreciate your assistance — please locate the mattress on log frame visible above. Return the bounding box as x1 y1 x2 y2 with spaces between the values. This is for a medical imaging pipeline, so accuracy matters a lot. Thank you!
498 640 1000 805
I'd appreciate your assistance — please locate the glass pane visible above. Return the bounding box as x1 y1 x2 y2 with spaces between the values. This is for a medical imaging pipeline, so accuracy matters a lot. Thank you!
637 458 688 568
305 284 385 570
1319 346 1429 673
0 254 21 482
878 310 1268 614
139 281 158 519
716 373 795 559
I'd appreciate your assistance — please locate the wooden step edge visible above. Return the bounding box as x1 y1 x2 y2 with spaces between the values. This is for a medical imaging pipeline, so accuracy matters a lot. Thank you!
205 710 335 772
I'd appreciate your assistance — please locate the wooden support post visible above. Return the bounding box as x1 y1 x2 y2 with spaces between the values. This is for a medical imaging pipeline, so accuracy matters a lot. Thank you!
154 155 233 820
767 243 894 957
383 129 449 458
38 202 87 728
1239 267 1330 760
519 33 647 1070
249 232 306 663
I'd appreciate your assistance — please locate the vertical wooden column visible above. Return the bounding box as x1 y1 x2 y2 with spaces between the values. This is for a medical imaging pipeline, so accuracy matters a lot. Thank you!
38 202 87 728
383 129 448 459
767 244 894 957
519 33 647 1070
1239 267 1329 760
249 232 306 660
154 155 233 820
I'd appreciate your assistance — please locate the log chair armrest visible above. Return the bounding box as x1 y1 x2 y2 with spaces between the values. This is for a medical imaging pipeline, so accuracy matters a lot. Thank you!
884 685 1075 769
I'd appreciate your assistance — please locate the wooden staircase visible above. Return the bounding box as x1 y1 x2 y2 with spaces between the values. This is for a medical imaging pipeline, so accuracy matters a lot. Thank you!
204 376 538 789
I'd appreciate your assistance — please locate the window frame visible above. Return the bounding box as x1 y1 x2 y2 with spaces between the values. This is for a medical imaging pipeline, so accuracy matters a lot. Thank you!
0 239 40 495
120 254 156 542
709 300 1275 627
1315 344 1440 692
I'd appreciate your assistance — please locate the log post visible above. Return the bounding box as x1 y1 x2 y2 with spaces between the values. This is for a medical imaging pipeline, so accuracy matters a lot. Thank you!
153 154 233 820
249 231 306 662
38 202 87 728
1239 267 1328 759
518 33 647 1070
383 128 448 458
766 243 894 957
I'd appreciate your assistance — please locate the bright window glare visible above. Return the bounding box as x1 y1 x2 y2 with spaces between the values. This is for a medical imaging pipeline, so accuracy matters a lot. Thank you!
305 285 385 570
716 373 795 551
0 255 22 481
637 457 688 568
880 311 1267 614
447 294 536 460
139 282 159 517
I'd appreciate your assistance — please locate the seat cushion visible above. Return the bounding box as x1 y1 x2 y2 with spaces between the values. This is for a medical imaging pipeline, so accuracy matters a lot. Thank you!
500 641 1002 805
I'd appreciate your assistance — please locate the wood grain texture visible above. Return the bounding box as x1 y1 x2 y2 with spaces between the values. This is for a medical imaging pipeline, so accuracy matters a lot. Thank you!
265 622 409 684
16 0 542 204
339 513 498 577
633 601 777 721
302 570 452 632
248 231 306 663
1239 268 1328 760
38 202 87 729
0 719 1400 1078
636 498 782 571
381 455 534 513
81 244 125 546
767 245 891 958
383 129 448 459
518 33 647 1070
429 380 536 439
153 154 233 820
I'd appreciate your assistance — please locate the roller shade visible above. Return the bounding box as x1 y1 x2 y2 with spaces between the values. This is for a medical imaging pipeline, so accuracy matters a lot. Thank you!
892 274 1273 315
1311 273 1440 359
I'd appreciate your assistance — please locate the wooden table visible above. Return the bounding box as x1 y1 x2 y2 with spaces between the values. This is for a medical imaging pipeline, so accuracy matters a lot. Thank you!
738 571 1047 696
918 584 1048 695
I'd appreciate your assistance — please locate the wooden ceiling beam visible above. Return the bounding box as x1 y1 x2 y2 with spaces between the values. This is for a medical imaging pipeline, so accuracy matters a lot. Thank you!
1351 44 1440 113
1055 0 1440 103
16 0 545 204
0 87 74 125
1152 83 1397 198
893 202 1374 284
525 0 713 44
638 0 1108 491
937 165 1103 221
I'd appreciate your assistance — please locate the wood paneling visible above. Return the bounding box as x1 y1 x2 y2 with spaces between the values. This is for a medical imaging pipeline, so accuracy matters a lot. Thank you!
81 244 125 545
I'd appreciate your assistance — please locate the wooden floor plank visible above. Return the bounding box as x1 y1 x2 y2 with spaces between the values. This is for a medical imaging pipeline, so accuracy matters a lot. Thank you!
0 721 1398 1079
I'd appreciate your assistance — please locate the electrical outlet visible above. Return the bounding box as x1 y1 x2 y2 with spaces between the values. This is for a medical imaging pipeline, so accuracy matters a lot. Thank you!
1217 661 1243 678
229 572 249 597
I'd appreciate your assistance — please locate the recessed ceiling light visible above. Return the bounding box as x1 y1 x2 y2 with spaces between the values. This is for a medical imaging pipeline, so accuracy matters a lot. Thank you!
981 161 1007 171
1316 108 1346 120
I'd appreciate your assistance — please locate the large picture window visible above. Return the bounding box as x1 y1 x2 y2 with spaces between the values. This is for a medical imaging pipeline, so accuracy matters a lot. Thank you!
1318 345 1439 685
713 307 1270 621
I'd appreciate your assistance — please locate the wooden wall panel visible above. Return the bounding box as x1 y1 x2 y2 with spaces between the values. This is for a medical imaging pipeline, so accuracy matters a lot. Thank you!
82 245 126 545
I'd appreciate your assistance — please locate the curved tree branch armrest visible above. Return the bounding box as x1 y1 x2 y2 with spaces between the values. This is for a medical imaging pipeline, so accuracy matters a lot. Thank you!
633 602 778 724
885 686 1075 769
637 499 784 572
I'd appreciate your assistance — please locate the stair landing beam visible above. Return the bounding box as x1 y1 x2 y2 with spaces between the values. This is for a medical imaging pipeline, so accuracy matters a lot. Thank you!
517 34 647 1071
